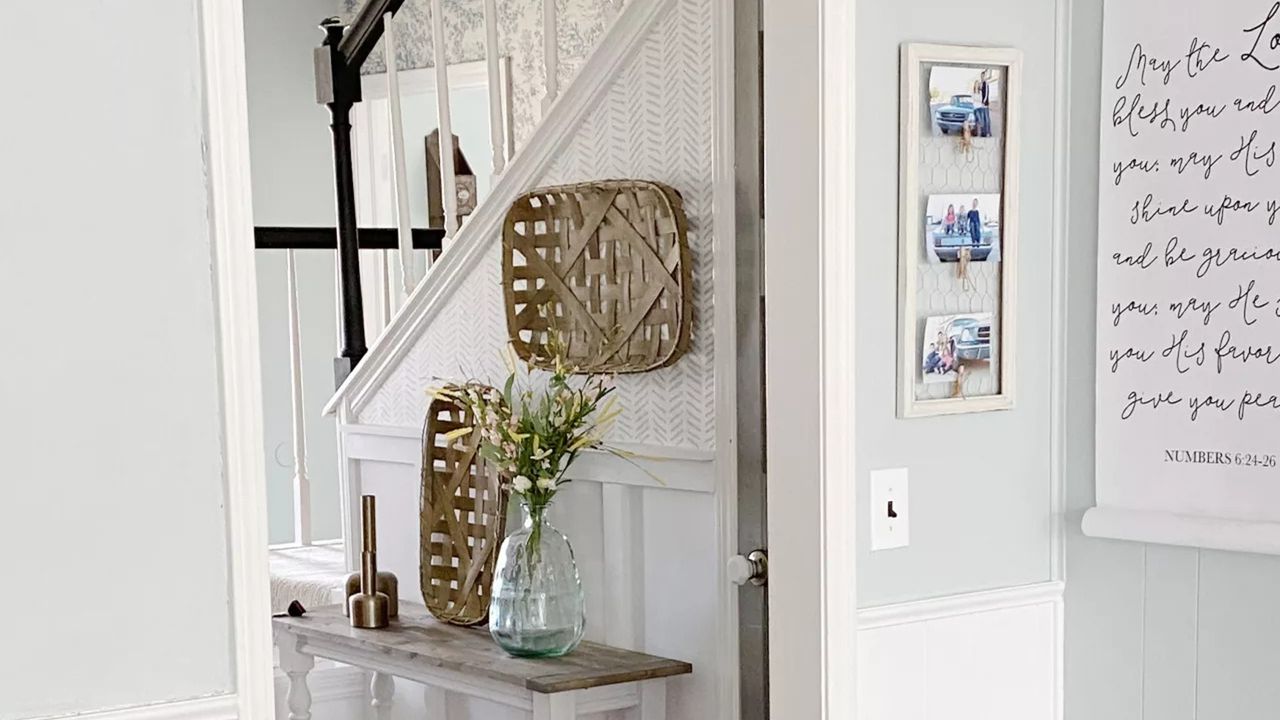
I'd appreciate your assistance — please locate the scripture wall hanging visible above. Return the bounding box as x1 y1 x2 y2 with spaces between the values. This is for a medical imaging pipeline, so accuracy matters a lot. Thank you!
1084 0 1280 554
502 180 692 373
420 394 508 626
898 43 1023 418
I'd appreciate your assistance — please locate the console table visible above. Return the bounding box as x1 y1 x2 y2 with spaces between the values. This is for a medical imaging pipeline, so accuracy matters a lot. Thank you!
274 604 693 720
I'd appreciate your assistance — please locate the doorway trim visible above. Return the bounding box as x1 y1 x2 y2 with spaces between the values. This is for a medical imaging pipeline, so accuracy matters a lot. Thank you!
762 0 858 717
200 0 275 716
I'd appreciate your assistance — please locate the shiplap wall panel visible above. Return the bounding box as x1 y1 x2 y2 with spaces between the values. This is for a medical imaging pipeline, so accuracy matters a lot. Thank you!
1196 551 1280 720
1063 534 1145 720
1141 546 1198 720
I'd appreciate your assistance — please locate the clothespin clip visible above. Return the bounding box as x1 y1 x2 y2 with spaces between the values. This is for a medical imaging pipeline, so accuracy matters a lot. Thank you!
957 246 973 290
951 364 968 399
956 118 975 158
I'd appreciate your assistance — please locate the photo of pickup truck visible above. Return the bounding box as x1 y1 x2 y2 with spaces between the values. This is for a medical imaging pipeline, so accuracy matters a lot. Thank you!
928 66 1003 139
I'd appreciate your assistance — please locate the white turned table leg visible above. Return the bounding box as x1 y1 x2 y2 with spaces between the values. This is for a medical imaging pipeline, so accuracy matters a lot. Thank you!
638 679 667 720
277 635 315 720
371 671 396 720
532 691 578 720
423 683 450 719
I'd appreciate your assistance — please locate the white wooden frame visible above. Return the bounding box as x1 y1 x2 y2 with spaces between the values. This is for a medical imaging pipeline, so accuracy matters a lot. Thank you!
763 0 857 717
200 0 275 716
898 43 1023 418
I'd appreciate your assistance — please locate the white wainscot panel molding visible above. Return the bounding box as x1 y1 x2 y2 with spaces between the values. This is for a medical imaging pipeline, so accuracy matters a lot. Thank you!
344 420 723 720
857 582 1064 720
342 423 716 493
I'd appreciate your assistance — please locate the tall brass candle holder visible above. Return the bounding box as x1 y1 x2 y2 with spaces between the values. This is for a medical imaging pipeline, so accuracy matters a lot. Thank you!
348 495 391 629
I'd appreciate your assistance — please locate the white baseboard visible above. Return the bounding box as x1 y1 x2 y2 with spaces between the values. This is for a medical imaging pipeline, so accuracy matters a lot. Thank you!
31 695 237 720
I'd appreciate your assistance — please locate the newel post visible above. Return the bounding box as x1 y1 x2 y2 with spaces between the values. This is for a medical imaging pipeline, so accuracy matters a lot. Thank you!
315 17 368 384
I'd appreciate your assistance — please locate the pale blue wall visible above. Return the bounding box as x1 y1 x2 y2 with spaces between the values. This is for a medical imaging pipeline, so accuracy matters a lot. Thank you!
855 0 1059 607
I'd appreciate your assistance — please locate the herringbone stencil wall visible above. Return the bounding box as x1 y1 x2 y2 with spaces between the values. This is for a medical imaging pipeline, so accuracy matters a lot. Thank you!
358 0 717 452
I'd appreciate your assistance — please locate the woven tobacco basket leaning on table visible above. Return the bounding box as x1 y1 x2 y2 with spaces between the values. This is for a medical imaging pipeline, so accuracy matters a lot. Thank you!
502 179 693 373
420 394 508 626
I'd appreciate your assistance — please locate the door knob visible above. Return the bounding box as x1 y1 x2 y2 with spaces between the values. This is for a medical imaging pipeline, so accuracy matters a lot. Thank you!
728 549 769 587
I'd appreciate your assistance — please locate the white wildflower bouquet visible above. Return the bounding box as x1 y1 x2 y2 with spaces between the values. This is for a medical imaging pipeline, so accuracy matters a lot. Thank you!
434 346 622 517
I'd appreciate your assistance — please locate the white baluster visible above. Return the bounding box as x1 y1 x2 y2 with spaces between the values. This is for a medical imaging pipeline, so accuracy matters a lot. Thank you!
500 55 516 162
383 12 421 294
483 0 505 175
541 0 559 117
371 671 395 720
285 249 311 546
429 0 459 244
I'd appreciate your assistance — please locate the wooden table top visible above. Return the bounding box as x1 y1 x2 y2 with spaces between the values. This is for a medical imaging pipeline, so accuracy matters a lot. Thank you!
273 603 692 694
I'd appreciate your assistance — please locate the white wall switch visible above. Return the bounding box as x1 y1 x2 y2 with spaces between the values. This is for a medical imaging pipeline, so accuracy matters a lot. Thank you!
870 468 909 551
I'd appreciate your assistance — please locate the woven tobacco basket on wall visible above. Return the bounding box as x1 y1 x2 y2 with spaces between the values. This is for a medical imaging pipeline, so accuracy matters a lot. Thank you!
420 395 508 626
502 180 693 373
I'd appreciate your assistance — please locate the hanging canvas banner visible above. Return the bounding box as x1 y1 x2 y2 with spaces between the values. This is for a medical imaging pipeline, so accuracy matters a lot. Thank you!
1087 0 1280 552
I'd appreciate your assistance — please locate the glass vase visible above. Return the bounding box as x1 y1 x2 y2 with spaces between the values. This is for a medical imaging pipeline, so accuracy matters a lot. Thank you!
488 501 586 657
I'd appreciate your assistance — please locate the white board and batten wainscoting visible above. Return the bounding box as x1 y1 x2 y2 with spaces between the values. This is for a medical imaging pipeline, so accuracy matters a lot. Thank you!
1085 0 1280 553
857 582 1063 720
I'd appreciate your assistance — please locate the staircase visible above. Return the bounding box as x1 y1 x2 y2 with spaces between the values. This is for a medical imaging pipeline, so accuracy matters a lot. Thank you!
258 0 644 557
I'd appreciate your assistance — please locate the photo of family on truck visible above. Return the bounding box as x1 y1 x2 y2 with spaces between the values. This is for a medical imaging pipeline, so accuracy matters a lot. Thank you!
928 65 1003 139
925 193 1002 263
921 312 994 384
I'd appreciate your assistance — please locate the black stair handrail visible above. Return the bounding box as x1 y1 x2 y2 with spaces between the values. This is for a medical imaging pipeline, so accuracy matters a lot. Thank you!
255 226 445 251
337 0 410 74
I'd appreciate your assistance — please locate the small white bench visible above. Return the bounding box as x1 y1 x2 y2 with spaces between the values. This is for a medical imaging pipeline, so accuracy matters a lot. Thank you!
274 603 692 720
268 544 348 614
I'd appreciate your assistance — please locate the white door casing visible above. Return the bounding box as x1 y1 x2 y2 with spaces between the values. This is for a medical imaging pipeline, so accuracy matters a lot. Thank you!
763 0 858 718
200 0 276 716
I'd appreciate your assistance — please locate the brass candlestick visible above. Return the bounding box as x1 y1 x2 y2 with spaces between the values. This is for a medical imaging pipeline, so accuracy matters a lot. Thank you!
348 495 391 629
343 570 399 619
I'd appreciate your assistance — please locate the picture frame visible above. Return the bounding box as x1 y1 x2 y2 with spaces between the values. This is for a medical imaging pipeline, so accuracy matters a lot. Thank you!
898 43 1022 418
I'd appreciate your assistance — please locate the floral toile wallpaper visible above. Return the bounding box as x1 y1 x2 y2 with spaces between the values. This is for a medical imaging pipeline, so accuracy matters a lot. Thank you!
341 0 625 146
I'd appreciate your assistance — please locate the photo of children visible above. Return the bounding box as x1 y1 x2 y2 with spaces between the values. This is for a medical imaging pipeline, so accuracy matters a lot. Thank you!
921 312 994 384
928 66 1003 139
925 193 1001 263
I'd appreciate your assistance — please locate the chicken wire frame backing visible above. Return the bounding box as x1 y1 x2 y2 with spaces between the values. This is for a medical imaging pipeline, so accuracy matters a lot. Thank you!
898 43 1022 418
502 180 693 373
420 395 509 626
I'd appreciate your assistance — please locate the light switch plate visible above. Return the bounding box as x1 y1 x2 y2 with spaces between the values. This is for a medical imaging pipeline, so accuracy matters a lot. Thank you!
870 468 909 551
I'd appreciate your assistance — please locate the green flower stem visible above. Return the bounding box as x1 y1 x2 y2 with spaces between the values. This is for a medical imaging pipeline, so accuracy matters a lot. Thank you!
523 499 549 571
